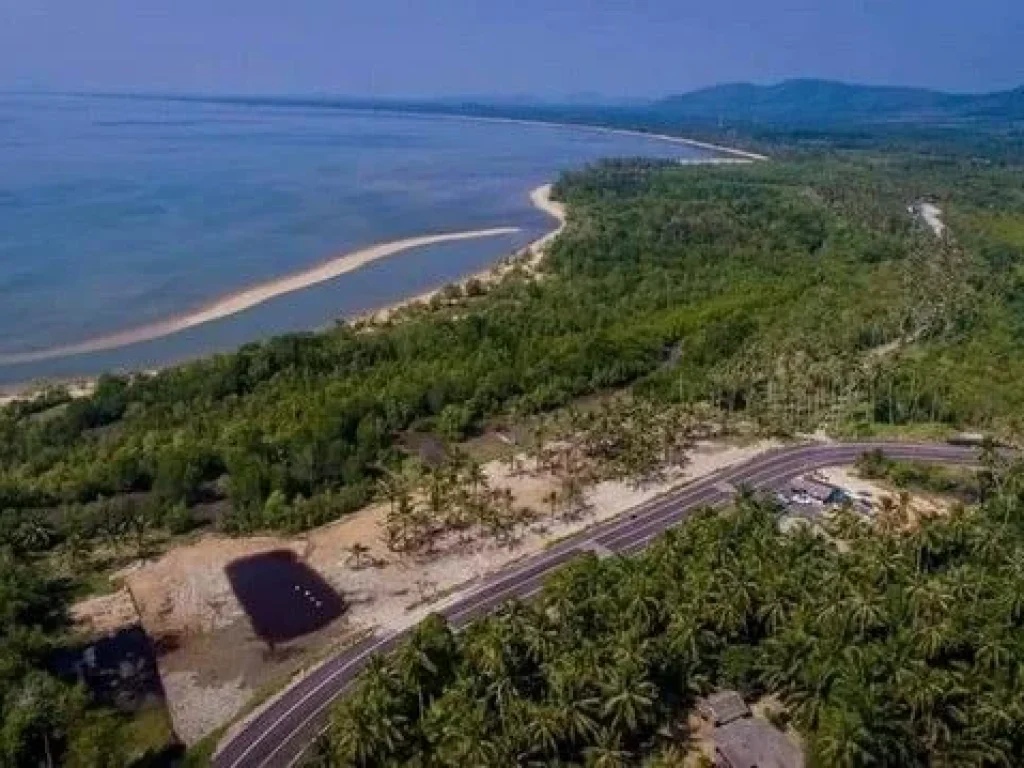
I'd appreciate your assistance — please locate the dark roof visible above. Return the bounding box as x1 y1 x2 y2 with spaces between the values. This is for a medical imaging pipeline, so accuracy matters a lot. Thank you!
700 690 750 726
715 718 804 768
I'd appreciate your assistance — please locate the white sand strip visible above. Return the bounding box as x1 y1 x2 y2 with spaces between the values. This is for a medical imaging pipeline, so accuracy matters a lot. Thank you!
0 226 520 365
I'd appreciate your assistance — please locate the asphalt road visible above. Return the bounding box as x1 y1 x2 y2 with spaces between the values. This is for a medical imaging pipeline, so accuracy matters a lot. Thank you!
212 441 979 768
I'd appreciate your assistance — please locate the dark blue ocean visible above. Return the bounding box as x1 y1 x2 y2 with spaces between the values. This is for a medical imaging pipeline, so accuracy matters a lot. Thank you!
0 94 711 382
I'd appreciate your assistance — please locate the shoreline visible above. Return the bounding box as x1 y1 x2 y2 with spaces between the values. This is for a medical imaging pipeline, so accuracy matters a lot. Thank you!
0 128 754 404
353 183 566 325
328 106 769 162
0 226 521 368
0 186 564 405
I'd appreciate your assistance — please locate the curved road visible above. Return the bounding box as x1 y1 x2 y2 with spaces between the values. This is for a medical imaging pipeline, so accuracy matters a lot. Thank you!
213 441 979 768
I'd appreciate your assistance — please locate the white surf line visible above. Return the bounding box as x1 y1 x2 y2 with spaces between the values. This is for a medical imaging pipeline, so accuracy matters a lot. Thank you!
362 108 769 162
0 227 520 365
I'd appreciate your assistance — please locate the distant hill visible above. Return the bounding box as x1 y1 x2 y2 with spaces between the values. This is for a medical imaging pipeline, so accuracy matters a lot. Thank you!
651 79 1024 125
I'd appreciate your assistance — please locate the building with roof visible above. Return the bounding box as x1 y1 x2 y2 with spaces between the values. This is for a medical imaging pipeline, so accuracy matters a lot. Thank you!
698 691 804 768
787 477 848 506
699 690 750 727
714 717 804 768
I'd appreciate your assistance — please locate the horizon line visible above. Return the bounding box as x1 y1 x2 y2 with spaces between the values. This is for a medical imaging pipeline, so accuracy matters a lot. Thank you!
4 77 1021 104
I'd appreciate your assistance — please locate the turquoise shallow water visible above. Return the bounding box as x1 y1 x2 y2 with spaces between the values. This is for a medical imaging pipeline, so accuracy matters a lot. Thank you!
0 94 711 382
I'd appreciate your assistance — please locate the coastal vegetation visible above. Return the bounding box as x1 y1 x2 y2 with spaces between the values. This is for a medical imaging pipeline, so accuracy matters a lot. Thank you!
375 398 698 556
0 549 140 767
1 142 1023 569
2 122 1024 764
854 450 985 505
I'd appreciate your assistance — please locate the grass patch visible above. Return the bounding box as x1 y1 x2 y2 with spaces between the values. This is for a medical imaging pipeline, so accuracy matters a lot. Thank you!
182 727 223 768
836 419 958 442
972 212 1024 248
121 703 179 764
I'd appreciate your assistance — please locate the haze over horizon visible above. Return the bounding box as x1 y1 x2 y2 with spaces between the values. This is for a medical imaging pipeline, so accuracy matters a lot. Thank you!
2 0 1021 99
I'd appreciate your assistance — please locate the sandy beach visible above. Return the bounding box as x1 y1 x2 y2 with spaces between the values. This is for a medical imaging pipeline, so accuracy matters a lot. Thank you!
364 109 769 162
0 108 764 379
0 226 520 367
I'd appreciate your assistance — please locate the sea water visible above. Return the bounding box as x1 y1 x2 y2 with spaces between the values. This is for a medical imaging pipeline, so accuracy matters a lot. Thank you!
0 94 711 382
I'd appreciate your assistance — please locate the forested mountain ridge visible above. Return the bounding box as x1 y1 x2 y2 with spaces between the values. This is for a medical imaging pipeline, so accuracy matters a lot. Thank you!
652 79 1024 125
119 79 1024 133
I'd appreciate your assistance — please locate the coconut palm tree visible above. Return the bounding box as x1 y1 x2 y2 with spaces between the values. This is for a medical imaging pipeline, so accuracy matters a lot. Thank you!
601 667 657 738
583 730 631 768
329 691 407 767
811 706 875 768
465 460 488 505
11 511 55 554
522 702 565 761
543 489 560 519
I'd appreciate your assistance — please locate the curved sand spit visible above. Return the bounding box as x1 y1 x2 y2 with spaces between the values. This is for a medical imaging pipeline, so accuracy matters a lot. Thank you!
0 226 521 365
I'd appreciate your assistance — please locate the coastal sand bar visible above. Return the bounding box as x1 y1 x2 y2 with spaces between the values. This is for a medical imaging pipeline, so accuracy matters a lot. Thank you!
0 226 521 365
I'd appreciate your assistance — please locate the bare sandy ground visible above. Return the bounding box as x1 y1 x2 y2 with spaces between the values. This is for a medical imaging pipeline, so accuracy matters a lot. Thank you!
108 438 777 743
0 378 97 408
919 202 946 237
71 588 141 637
817 465 950 520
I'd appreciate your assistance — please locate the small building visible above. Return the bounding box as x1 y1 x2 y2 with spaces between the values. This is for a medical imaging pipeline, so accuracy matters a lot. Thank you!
783 501 822 520
699 690 750 727
787 477 848 506
698 691 804 768
778 501 824 532
715 717 804 768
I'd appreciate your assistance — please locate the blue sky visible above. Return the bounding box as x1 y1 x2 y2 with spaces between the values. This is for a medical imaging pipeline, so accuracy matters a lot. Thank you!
2 0 1021 97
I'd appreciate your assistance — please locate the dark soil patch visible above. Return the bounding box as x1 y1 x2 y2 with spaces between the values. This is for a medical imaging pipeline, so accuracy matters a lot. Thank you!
225 550 345 644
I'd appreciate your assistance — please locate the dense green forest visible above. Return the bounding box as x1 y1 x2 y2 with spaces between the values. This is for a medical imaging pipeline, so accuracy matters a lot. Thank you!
317 453 1024 767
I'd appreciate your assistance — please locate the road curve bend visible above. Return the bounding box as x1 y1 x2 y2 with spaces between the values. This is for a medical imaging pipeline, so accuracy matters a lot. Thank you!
213 441 979 768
